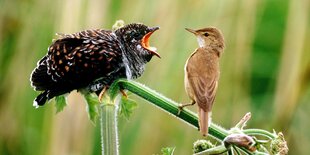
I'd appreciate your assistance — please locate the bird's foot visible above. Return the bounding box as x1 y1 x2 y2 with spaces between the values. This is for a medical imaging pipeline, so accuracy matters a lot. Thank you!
98 87 108 102
177 101 196 115
98 87 127 102
177 104 184 115
120 89 128 98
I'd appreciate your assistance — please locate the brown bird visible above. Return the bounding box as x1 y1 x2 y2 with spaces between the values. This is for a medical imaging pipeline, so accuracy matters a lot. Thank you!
180 27 225 136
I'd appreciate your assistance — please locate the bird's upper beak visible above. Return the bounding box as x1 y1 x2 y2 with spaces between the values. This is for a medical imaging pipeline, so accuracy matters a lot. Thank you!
149 26 160 32
185 28 199 35
141 26 161 58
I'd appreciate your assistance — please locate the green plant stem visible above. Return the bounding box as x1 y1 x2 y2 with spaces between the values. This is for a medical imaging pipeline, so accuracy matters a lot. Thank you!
195 145 227 155
228 149 234 155
109 79 228 141
108 79 276 154
243 129 276 139
233 145 242 155
100 104 119 155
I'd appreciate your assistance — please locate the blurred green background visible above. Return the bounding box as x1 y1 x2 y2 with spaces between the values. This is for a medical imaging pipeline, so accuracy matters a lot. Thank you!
1 0 310 154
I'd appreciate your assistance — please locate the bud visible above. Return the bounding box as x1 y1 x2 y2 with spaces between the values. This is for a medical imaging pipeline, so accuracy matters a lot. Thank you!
193 139 215 153
112 20 125 31
270 132 288 155
224 133 256 152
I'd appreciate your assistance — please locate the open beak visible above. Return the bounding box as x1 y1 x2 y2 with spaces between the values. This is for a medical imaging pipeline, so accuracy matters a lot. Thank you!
185 28 198 35
141 26 161 58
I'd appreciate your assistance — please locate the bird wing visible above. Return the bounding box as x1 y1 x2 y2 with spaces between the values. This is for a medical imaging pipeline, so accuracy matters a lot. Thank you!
186 48 219 112
31 29 123 95
47 29 122 83
188 76 218 111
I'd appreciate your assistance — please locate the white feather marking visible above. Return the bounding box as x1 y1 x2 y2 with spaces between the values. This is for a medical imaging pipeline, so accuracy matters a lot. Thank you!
137 44 142 50
33 100 39 109
197 36 206 47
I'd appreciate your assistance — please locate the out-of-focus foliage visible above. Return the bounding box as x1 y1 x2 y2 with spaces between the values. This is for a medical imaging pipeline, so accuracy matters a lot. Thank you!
160 147 175 155
0 0 309 154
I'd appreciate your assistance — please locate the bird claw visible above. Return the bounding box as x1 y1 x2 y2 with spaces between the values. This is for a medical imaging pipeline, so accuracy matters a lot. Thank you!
177 104 185 115
120 89 128 98
98 87 127 102
177 101 196 115
98 87 107 102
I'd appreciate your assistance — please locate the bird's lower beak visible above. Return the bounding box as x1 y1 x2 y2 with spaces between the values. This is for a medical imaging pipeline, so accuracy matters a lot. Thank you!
141 26 161 58
185 28 198 35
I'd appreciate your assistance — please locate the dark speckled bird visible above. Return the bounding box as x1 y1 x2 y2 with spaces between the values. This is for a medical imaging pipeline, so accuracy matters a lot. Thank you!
30 23 160 108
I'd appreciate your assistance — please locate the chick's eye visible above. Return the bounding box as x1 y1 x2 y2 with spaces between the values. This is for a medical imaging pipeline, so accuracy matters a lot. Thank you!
135 33 141 38
131 32 141 39
204 32 209 37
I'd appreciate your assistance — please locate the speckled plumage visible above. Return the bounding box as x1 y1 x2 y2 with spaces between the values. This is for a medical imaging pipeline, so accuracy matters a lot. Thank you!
31 23 159 107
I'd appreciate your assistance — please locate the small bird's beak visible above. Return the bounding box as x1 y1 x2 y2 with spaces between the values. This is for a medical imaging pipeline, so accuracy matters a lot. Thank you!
185 28 198 35
141 26 161 58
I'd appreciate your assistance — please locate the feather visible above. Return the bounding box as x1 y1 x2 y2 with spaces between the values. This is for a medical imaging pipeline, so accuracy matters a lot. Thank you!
198 107 212 136
185 48 219 111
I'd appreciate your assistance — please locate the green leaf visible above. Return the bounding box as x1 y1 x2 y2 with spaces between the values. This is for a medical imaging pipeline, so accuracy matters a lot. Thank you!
119 95 138 120
83 93 100 124
161 147 175 155
55 95 67 113
108 81 121 100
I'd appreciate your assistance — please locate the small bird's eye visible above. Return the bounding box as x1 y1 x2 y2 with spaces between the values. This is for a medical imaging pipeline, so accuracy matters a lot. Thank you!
204 32 209 37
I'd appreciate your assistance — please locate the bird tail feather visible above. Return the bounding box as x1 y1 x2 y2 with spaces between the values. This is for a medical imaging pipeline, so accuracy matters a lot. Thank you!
30 60 55 91
33 91 49 108
31 58 61 107
198 107 211 136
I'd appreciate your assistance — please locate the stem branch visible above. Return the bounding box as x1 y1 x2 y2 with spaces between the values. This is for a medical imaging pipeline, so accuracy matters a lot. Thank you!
109 79 228 140
100 103 119 155
243 129 276 139
108 79 279 154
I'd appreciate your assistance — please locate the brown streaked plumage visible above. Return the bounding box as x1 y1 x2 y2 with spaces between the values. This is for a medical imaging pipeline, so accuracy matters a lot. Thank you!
182 27 224 136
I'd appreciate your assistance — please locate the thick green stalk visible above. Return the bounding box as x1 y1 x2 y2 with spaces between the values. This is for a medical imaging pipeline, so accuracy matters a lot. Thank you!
108 79 280 154
100 103 119 155
109 79 228 141
82 92 119 155
194 145 227 155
